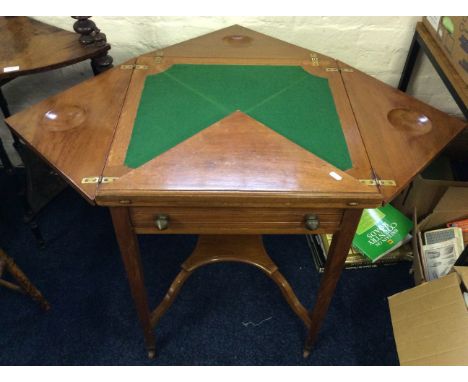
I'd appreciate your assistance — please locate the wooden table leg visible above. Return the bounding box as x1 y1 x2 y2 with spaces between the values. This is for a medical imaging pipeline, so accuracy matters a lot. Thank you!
110 207 156 359
0 248 50 311
303 208 363 357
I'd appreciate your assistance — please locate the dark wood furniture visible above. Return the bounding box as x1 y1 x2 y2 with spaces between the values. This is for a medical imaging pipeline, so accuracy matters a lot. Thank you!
398 21 467 118
0 16 113 246
0 248 50 311
5 25 466 359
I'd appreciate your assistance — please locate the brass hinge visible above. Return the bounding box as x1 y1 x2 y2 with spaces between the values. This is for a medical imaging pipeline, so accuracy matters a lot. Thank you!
81 176 100 184
310 53 320 66
326 67 354 73
155 50 164 63
359 179 377 186
81 176 119 184
359 179 396 186
378 179 397 186
120 64 149 70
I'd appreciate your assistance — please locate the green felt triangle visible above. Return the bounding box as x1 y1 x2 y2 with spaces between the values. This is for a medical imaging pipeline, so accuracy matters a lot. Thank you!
125 64 352 171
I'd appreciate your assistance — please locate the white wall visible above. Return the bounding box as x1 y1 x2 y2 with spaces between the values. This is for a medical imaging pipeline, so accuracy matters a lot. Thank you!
1 16 462 166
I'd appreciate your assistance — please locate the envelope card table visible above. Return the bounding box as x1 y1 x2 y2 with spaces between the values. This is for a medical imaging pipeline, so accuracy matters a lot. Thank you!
5 25 466 359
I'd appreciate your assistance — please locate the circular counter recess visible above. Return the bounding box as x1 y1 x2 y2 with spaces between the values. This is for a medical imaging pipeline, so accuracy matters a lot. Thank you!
222 35 253 47
40 105 87 132
387 108 432 135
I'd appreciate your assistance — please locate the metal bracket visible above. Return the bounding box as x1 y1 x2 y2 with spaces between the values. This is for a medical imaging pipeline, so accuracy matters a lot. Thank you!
326 67 354 73
378 179 397 186
359 179 377 186
155 50 164 63
310 53 320 66
120 64 149 70
359 179 396 186
81 176 119 184
81 177 100 184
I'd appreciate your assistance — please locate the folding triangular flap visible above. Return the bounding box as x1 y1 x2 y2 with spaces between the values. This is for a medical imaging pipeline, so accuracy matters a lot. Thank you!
339 61 467 202
99 111 377 196
145 25 335 66
5 59 136 203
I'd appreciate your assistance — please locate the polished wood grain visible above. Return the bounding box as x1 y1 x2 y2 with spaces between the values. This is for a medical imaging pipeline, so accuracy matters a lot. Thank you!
339 60 467 202
4 59 136 203
130 206 343 234
303 208 363 356
99 111 379 205
110 207 156 359
150 235 311 329
0 17 110 80
143 25 336 68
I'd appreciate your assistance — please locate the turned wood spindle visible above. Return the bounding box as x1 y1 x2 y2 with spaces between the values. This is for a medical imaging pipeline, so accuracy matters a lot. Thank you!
72 16 96 45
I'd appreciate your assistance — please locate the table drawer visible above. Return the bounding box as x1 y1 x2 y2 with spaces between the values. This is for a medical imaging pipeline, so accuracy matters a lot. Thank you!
130 207 343 234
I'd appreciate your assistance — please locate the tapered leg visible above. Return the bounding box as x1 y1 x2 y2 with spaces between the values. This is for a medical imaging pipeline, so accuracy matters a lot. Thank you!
110 207 156 359
303 208 363 357
0 248 50 311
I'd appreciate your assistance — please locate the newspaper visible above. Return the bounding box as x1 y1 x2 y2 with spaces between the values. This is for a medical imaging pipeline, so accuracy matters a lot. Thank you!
422 238 460 281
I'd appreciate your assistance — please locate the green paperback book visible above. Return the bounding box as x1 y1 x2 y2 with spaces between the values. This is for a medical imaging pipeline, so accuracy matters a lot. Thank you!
352 204 413 262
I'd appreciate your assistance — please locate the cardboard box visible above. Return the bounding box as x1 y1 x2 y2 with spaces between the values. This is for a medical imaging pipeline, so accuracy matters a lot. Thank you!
388 205 468 365
393 175 468 221
392 143 468 219
418 187 468 232
388 266 468 365
423 16 468 84
409 188 468 285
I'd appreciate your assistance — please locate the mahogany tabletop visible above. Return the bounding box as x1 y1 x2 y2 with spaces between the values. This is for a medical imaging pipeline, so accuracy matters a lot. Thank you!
4 25 466 209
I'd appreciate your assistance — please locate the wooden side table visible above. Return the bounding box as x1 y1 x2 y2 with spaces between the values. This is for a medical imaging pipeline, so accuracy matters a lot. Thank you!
0 16 113 246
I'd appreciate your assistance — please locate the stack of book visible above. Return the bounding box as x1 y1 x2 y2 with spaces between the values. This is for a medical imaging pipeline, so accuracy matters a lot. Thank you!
307 234 413 273
307 204 414 272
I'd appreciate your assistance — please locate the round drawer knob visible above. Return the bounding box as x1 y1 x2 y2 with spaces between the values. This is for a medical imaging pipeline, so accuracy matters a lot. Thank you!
305 214 320 231
155 214 169 230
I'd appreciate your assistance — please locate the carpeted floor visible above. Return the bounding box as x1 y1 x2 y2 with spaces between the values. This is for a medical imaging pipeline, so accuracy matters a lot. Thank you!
0 168 413 365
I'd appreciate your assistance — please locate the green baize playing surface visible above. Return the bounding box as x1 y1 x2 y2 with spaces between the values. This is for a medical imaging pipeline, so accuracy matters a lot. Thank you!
125 64 352 171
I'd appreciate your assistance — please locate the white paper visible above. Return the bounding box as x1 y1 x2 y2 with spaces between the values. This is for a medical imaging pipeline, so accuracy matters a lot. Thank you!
426 16 441 32
3 66 20 73
424 227 464 255
422 238 459 281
